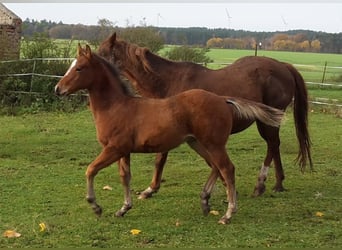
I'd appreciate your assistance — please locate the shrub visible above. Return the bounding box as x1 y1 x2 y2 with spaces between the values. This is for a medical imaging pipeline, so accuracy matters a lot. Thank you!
163 46 213 65
0 34 86 114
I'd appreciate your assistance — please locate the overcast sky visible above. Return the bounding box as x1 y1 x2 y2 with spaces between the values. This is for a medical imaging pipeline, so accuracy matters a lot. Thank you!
4 2 342 33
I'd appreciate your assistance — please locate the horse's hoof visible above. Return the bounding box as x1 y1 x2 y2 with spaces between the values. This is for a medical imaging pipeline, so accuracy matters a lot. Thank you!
218 216 231 225
115 204 132 217
272 185 286 192
137 187 156 200
115 210 126 217
138 191 153 200
201 204 210 216
93 206 102 216
252 184 266 197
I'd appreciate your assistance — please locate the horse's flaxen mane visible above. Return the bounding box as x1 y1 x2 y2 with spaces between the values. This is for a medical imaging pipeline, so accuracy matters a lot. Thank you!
93 52 137 97
123 41 156 74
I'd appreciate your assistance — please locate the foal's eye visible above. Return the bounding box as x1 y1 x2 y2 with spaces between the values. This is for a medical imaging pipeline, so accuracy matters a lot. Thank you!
76 67 82 72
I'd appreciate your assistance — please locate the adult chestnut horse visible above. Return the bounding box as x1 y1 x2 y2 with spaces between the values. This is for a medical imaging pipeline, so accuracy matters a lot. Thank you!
55 44 284 224
98 33 312 198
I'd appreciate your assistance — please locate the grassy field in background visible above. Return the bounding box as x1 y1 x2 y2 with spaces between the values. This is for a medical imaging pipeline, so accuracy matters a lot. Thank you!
207 48 342 66
206 48 342 83
159 45 342 103
0 107 341 248
204 48 342 104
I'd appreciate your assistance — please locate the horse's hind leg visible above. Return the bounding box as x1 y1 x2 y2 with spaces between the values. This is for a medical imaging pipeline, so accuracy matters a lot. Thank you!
138 152 168 199
254 122 285 196
86 147 122 216
115 155 133 216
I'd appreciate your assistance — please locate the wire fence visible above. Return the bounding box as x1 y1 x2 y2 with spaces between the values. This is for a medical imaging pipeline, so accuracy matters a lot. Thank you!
1 58 341 108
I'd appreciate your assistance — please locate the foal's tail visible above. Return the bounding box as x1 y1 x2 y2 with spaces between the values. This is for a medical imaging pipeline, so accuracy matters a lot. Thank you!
226 98 284 128
285 63 313 171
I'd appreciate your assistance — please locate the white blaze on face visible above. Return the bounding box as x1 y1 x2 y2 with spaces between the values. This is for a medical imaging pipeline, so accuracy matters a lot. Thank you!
64 59 77 76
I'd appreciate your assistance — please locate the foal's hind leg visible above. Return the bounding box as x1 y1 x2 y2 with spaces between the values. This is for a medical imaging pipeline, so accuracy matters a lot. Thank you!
86 147 122 216
206 148 237 224
187 140 219 215
138 152 168 199
254 122 285 196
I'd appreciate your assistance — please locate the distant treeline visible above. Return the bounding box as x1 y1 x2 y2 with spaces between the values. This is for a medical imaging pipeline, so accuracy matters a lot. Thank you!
22 18 342 53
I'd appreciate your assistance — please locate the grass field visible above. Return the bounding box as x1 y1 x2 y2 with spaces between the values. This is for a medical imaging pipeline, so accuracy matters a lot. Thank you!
160 46 342 104
205 48 342 104
206 48 342 84
0 108 341 248
0 40 341 247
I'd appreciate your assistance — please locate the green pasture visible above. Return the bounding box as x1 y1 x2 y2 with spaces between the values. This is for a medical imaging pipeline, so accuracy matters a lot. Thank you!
206 48 342 84
0 108 341 248
163 47 342 103
205 48 342 104
207 48 342 66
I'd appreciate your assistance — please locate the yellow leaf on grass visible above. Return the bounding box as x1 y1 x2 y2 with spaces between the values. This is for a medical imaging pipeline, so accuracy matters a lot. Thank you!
210 210 220 216
3 230 21 238
130 229 141 235
315 211 324 217
103 185 113 191
39 222 47 232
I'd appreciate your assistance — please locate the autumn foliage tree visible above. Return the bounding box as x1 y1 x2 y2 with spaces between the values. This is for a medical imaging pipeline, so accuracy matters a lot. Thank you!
207 32 322 52
206 37 255 50
271 33 321 52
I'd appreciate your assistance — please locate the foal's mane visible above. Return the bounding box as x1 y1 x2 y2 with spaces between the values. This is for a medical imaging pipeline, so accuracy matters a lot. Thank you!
93 52 136 97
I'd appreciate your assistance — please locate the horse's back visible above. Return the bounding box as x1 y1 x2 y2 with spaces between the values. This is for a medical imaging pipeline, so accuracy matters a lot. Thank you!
189 56 296 109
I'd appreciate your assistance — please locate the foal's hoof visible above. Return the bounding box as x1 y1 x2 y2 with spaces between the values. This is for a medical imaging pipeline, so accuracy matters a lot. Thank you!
272 185 286 192
115 204 132 217
115 210 126 217
252 184 266 197
201 205 210 216
93 206 103 216
137 191 153 200
218 216 231 225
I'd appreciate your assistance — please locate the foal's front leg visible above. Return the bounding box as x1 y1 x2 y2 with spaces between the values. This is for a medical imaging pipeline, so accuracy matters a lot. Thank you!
86 147 122 216
115 155 132 217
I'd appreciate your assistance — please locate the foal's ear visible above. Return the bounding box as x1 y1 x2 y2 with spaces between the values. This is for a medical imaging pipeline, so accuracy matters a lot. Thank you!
85 45 92 59
110 32 117 44
77 43 83 56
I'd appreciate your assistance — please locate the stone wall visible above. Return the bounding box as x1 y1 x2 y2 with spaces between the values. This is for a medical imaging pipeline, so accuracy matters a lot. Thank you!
0 3 22 60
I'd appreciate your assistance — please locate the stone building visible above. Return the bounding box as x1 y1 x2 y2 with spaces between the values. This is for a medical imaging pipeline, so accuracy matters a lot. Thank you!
0 3 22 60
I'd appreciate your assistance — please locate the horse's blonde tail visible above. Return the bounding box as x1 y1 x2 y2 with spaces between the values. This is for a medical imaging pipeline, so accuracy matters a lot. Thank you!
226 98 284 127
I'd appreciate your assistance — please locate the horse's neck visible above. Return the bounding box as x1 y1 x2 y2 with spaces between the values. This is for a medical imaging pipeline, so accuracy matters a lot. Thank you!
124 51 176 98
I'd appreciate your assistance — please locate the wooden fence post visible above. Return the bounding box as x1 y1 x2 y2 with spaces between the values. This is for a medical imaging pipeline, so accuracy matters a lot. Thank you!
321 61 327 83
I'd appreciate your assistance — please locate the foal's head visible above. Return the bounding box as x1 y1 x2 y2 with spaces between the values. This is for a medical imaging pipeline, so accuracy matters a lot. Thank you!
55 44 136 98
55 44 100 96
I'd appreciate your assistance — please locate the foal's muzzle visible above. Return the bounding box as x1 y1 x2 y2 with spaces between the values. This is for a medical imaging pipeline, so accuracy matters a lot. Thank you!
54 85 66 96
